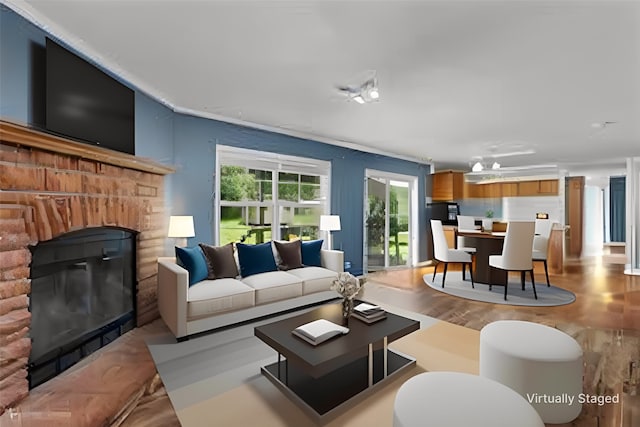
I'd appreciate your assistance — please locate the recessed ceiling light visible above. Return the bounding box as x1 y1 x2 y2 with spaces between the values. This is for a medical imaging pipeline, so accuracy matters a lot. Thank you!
352 95 365 104
472 162 483 172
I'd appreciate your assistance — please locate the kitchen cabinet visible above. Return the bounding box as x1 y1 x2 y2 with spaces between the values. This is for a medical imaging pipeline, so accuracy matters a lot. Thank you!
538 179 558 194
517 181 540 196
484 183 502 198
432 171 464 201
465 183 485 198
444 177 559 199
518 179 559 196
501 182 518 197
548 227 565 274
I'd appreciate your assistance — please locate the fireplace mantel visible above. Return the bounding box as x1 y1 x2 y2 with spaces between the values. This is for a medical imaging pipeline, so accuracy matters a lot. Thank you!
0 120 173 413
0 120 174 175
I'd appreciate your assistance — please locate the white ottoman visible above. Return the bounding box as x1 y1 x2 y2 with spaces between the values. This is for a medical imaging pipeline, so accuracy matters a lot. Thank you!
479 320 583 424
393 371 544 427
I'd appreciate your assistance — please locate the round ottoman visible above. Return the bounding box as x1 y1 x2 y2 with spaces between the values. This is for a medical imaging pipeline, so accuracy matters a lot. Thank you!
393 371 544 427
479 320 583 424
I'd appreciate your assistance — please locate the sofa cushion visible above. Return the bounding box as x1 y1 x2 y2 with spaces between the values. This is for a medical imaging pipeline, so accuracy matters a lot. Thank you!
237 242 278 277
199 242 239 279
175 246 208 286
241 271 303 305
301 239 323 267
273 239 303 270
187 278 255 319
287 266 337 295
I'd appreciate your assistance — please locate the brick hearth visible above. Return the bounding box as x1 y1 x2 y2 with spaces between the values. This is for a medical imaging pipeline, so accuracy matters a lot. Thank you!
0 121 174 413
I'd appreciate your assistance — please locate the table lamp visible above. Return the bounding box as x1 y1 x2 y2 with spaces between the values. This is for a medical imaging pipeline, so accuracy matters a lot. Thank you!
320 215 341 250
168 215 195 247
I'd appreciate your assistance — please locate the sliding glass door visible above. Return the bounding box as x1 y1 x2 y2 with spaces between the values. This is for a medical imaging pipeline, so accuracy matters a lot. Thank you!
364 170 417 272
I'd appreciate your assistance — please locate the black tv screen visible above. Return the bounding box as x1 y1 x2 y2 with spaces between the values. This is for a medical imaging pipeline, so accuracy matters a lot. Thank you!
46 38 135 155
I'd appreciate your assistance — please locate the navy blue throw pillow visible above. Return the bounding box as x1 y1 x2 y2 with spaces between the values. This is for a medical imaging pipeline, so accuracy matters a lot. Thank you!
236 242 278 277
175 246 208 286
301 239 323 267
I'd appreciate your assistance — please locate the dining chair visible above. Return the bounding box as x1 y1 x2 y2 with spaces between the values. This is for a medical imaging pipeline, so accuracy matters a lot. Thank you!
532 220 555 287
431 220 474 288
456 215 477 254
488 221 536 300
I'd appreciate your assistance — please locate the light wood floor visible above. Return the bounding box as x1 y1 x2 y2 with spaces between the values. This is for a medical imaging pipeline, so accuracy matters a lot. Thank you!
2 257 638 427
366 257 640 332
362 257 640 427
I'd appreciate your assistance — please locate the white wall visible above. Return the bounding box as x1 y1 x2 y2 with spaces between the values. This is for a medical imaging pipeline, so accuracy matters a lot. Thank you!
583 185 604 256
502 196 563 224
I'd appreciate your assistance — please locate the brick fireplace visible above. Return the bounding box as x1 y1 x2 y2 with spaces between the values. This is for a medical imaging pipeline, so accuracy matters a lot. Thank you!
0 120 174 413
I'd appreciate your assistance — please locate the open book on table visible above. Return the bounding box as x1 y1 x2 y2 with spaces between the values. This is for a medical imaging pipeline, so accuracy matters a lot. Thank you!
292 319 349 346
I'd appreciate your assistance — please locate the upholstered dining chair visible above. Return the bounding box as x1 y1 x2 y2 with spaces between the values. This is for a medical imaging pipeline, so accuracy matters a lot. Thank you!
431 220 474 288
532 219 555 287
456 215 478 254
488 221 537 300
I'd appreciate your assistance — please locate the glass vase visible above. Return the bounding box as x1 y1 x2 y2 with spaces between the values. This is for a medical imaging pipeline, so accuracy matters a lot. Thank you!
342 297 354 320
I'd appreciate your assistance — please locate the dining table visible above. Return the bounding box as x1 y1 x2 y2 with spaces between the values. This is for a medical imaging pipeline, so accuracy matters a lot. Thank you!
456 230 507 285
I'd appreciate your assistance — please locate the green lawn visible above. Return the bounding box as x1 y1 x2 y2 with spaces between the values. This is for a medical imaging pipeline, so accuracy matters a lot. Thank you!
220 218 255 244
219 216 319 244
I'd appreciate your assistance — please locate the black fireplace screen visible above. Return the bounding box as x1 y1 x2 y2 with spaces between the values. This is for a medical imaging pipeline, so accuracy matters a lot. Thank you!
28 227 136 388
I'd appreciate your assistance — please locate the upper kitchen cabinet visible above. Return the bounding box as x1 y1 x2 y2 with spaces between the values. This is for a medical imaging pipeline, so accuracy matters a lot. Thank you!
501 182 519 197
518 179 559 196
432 171 464 201
538 179 559 194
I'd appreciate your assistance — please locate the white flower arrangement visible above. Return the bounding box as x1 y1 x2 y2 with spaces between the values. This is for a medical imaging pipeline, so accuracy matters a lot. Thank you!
330 272 362 300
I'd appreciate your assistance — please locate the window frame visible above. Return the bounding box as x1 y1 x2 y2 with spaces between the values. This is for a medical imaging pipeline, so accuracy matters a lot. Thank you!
214 145 331 245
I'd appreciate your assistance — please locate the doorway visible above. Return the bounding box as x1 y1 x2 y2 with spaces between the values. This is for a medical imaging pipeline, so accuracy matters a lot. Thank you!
364 170 418 272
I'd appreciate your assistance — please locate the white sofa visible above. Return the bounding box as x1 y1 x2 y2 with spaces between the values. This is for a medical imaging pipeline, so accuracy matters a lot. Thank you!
157 249 344 340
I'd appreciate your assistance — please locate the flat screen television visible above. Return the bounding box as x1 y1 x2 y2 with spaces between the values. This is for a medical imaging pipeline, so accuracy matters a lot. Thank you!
46 38 135 155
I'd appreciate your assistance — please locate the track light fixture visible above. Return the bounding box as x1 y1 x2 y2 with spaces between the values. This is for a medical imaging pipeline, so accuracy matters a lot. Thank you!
469 148 535 173
338 75 380 104
351 77 379 104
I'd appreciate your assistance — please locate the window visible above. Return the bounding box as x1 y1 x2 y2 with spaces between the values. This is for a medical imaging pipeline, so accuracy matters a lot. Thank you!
216 146 331 245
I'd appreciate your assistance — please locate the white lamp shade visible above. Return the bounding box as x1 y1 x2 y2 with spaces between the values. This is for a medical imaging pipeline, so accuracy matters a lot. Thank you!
320 215 341 232
168 216 195 238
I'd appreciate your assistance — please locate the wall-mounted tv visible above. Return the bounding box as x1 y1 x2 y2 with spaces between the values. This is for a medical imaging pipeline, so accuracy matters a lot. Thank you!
46 38 135 155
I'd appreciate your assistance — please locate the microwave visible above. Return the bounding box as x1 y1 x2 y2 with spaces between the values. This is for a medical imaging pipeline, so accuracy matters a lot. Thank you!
427 202 460 225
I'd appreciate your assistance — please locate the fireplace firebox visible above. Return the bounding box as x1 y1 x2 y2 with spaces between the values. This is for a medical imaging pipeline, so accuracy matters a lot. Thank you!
28 227 137 388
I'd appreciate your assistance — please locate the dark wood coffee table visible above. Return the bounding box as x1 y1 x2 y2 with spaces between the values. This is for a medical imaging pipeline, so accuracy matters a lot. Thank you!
254 302 419 423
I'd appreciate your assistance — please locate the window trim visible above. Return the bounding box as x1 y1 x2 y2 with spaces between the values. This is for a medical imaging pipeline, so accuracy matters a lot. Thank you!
215 145 331 245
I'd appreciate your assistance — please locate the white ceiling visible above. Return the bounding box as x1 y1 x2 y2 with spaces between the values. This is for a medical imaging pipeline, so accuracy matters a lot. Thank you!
6 0 640 174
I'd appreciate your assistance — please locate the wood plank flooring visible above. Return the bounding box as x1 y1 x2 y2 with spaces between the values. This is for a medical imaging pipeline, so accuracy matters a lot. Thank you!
365 257 640 332
1 256 637 426
361 257 640 427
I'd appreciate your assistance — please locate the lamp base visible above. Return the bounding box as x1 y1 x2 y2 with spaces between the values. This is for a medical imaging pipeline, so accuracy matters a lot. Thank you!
326 233 333 251
173 237 188 248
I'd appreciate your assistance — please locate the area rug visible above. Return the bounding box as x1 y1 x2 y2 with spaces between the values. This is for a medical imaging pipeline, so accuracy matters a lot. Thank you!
145 302 477 427
423 271 576 306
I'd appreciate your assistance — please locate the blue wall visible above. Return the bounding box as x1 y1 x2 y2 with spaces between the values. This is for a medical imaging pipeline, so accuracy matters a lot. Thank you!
173 114 431 272
0 5 175 165
0 5 46 124
0 5 431 272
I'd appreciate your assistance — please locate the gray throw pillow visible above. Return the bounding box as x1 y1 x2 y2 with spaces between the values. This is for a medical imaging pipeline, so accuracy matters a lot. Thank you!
273 240 303 271
199 243 239 279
